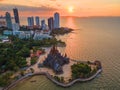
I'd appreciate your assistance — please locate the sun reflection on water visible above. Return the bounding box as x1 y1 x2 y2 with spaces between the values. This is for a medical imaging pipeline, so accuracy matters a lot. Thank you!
65 17 76 29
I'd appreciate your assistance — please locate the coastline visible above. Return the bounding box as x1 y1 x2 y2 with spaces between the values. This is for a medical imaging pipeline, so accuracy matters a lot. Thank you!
0 27 102 89
2 63 102 90
0 44 102 90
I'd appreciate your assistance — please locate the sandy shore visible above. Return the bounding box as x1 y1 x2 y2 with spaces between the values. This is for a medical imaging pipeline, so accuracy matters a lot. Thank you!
56 60 76 82
27 47 96 83
39 59 76 82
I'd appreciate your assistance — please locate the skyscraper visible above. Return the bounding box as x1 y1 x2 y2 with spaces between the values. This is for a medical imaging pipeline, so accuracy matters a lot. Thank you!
35 16 40 26
27 17 31 26
41 20 46 30
13 8 20 24
27 17 34 26
48 17 54 30
5 12 12 29
12 23 20 31
54 12 60 29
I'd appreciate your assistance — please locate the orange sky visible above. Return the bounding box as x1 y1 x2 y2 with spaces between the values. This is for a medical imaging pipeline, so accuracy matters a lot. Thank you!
0 0 120 17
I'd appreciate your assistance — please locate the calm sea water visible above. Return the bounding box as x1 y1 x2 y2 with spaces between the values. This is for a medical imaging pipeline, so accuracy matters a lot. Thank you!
11 17 120 90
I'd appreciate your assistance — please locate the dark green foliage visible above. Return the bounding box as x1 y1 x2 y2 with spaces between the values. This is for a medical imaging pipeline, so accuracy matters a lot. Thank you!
0 35 65 86
71 63 91 79
54 76 61 82
54 76 65 83
17 47 30 58
31 57 38 65
0 36 28 73
0 72 13 87
60 77 64 83
51 27 73 35
0 36 65 73
30 68 34 73
20 70 25 76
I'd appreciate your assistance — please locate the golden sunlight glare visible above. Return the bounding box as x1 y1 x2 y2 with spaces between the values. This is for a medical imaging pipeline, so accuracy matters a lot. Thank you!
68 6 74 13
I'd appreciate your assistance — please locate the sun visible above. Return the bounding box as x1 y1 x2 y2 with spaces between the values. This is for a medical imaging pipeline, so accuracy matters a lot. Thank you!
68 6 74 13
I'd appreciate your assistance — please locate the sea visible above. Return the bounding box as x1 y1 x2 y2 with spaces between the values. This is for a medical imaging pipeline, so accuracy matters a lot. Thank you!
11 17 120 90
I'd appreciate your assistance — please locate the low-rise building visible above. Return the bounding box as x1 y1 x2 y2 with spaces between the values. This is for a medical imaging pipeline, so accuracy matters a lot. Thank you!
13 31 21 35
3 30 13 35
19 31 32 39
0 35 10 43
33 30 52 40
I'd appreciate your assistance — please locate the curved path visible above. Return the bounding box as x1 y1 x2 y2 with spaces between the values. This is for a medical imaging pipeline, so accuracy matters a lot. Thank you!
3 68 102 90
34 69 102 87
3 47 102 89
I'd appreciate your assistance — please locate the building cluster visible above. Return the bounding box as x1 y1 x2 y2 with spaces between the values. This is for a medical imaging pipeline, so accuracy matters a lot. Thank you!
5 8 20 30
43 45 69 74
0 8 60 41
27 12 60 30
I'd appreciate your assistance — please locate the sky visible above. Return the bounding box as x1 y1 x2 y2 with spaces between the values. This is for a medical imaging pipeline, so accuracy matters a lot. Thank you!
0 0 120 17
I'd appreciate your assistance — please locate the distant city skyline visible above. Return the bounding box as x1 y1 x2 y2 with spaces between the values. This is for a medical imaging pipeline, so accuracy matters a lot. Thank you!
0 0 120 17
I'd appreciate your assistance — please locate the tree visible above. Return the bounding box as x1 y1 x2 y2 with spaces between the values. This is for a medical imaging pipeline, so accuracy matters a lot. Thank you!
61 77 64 83
17 47 30 58
0 72 13 86
71 63 91 79
20 70 25 76
30 68 34 73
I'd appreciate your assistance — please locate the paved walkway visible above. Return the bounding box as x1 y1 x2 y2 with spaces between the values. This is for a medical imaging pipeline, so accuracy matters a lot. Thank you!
34 69 102 87
3 68 102 90
2 47 102 89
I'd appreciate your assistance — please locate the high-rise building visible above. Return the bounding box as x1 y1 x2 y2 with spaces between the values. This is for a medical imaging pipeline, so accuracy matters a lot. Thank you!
27 17 31 26
54 12 60 29
27 17 34 26
12 23 20 31
48 17 54 30
13 8 20 24
35 16 40 26
5 12 12 29
41 20 46 30
31 17 34 26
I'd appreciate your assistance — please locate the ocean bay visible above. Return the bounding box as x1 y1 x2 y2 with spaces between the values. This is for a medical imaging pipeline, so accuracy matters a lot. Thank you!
10 17 120 90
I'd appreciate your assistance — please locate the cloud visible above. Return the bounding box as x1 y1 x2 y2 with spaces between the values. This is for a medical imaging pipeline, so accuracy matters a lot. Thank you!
0 4 57 12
